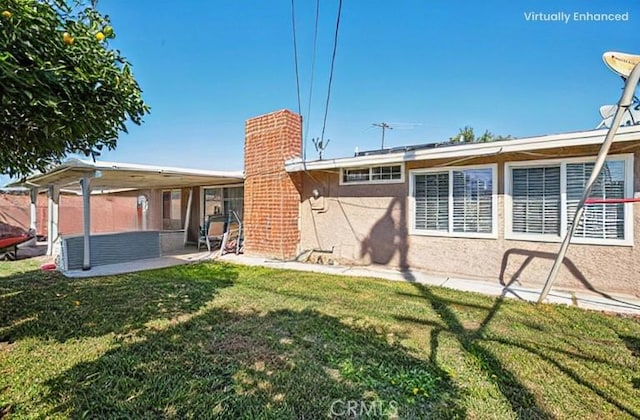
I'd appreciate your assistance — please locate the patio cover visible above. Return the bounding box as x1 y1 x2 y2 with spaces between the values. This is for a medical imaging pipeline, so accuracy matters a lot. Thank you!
12 158 244 192
9 159 244 269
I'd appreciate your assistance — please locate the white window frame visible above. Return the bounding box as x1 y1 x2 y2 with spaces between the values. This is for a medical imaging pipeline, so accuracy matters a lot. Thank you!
504 154 634 246
409 164 498 239
339 163 405 185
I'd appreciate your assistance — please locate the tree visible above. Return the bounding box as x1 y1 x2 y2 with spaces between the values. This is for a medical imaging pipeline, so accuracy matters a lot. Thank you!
0 0 149 178
449 126 512 143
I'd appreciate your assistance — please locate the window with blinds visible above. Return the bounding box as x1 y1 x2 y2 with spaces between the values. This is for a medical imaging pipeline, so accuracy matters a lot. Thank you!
566 161 625 240
412 166 495 237
452 169 493 233
507 156 631 244
414 172 449 231
512 166 561 235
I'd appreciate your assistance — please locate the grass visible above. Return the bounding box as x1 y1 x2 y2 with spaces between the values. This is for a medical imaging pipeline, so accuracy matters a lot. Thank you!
1 259 639 419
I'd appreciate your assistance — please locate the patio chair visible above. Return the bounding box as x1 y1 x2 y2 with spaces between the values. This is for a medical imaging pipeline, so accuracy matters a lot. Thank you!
198 215 226 252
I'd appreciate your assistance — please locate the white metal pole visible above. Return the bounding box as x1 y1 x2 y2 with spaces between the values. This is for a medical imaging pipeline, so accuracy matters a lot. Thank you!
538 62 640 303
183 188 193 246
29 188 37 232
46 185 59 256
80 177 92 270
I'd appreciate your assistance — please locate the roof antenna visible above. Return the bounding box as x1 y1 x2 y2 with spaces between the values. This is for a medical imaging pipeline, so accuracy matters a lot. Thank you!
372 122 393 149
312 137 330 160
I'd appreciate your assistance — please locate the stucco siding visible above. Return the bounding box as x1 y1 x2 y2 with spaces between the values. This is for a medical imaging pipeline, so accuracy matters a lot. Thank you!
299 144 640 296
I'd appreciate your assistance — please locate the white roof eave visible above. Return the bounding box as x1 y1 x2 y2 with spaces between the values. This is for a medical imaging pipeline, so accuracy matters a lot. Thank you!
285 125 640 172
11 158 244 190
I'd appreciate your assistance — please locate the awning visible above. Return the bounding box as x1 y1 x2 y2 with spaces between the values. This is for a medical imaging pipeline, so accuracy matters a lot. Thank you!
11 158 244 192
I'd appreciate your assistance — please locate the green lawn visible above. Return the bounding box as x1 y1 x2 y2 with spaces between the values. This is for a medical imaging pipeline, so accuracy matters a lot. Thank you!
1 259 639 419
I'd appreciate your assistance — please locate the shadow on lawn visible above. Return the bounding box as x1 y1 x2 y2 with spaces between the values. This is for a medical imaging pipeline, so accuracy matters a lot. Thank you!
620 333 640 390
356 198 553 418
400 282 553 420
0 263 236 343
397 280 640 418
44 308 465 419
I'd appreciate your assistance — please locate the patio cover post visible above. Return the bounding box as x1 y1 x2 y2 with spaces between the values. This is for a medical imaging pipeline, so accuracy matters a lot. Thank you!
29 188 37 231
183 188 193 246
80 176 92 270
538 61 640 303
46 185 59 256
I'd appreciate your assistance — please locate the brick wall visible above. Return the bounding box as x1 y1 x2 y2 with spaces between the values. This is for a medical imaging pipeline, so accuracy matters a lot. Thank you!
243 109 302 259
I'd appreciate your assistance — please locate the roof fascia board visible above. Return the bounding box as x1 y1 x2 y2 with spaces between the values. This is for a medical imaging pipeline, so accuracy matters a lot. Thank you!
285 126 640 172
14 159 244 188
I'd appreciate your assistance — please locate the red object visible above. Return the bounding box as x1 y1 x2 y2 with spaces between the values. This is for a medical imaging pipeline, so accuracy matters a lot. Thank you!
585 198 640 204
40 262 57 271
0 233 31 251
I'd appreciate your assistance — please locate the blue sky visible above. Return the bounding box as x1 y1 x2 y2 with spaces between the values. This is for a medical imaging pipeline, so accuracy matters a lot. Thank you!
4 0 639 183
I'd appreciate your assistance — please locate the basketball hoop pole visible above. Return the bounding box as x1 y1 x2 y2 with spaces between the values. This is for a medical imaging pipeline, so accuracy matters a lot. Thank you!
538 61 640 304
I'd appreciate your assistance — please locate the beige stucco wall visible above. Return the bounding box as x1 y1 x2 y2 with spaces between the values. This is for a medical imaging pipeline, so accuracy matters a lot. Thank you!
299 143 640 297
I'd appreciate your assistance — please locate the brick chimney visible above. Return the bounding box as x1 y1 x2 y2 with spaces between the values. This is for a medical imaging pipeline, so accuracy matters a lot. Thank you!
243 110 302 259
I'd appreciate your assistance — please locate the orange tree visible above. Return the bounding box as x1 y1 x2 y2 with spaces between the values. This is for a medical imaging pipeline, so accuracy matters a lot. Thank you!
0 0 149 178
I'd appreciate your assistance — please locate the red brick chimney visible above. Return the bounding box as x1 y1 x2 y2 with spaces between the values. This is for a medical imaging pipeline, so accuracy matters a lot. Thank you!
243 110 302 259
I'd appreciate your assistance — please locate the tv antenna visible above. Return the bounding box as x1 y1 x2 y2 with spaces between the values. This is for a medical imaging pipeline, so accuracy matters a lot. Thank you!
312 137 330 160
372 122 393 149
371 122 421 149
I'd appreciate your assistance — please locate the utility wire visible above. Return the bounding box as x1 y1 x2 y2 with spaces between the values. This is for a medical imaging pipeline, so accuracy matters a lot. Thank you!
320 0 342 144
290 0 302 116
303 0 320 161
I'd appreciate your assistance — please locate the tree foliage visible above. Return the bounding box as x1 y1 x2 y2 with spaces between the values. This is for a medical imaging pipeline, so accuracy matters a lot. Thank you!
0 0 149 178
449 126 512 143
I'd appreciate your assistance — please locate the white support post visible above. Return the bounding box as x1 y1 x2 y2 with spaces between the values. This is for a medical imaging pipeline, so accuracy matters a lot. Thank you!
29 188 37 232
183 188 193 246
80 177 92 270
46 185 60 256
538 61 640 303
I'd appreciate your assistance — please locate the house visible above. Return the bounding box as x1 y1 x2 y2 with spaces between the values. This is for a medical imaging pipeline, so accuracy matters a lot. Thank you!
243 110 640 297
11 109 640 297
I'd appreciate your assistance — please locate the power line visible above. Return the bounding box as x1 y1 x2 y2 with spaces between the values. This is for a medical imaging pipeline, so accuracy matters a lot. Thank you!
303 0 320 161
320 0 342 144
290 0 302 116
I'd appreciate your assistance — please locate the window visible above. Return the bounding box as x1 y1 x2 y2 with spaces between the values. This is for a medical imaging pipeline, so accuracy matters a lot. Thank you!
566 161 625 240
506 155 633 245
223 186 244 220
162 189 182 230
410 165 497 238
414 172 449 231
341 164 404 184
512 166 561 235
202 186 244 221
204 188 223 216
162 189 181 220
